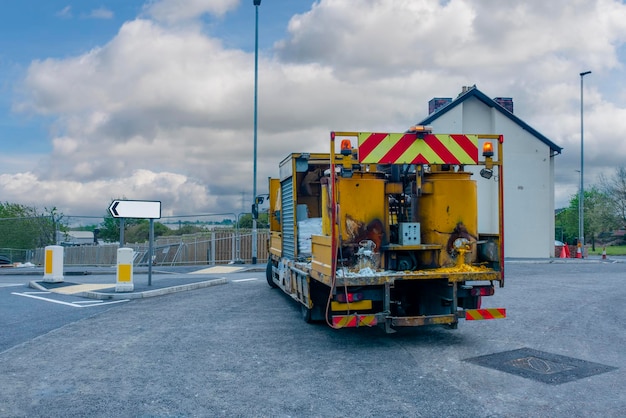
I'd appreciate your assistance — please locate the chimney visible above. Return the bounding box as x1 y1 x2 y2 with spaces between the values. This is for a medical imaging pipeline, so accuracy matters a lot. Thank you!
428 97 452 115
458 84 476 97
494 97 514 113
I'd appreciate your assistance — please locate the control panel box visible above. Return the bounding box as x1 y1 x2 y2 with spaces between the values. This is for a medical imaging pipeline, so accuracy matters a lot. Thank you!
399 222 421 245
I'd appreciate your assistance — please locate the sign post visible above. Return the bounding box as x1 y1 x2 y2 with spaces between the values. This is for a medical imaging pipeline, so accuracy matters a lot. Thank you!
108 200 161 286
149 219 154 285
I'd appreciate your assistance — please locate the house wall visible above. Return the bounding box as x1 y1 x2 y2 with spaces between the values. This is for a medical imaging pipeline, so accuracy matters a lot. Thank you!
426 97 555 257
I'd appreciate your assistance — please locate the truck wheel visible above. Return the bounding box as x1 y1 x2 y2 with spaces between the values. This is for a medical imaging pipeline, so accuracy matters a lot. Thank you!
266 259 278 288
301 304 313 323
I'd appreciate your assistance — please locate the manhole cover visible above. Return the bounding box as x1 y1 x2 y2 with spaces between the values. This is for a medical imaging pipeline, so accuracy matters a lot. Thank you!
464 348 617 385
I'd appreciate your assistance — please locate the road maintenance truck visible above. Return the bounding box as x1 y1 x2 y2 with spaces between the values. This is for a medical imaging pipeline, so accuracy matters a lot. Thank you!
265 127 505 332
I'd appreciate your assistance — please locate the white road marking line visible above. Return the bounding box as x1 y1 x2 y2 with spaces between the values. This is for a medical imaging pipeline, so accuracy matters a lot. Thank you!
74 301 113 307
11 292 130 307
232 278 258 283
190 266 244 274
73 300 104 304
0 283 23 288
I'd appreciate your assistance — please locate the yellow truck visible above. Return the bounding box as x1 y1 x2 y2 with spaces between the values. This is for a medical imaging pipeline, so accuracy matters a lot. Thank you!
266 127 505 332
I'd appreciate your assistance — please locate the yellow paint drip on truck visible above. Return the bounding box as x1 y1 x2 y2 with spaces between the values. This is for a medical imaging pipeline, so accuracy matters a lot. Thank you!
421 264 491 274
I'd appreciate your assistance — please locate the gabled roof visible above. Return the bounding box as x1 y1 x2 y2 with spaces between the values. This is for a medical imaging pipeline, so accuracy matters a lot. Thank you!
418 87 562 154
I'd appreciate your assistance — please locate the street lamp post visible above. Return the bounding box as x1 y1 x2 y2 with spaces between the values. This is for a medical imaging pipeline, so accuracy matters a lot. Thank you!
579 70 591 254
252 0 261 264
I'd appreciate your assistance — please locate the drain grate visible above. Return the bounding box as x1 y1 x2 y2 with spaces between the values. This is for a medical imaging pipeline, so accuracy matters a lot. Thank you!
464 347 617 385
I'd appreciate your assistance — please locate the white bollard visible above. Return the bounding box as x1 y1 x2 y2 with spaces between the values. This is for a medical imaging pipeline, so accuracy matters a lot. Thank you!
43 245 64 283
116 247 134 292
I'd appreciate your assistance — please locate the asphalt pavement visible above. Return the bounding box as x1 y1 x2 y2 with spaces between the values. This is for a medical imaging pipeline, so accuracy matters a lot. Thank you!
2 259 624 417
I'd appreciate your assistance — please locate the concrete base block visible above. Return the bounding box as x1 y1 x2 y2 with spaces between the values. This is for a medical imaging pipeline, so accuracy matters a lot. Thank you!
43 275 65 283
116 283 134 292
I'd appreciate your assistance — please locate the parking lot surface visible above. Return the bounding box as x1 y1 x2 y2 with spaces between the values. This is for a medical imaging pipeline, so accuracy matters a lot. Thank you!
0 260 624 417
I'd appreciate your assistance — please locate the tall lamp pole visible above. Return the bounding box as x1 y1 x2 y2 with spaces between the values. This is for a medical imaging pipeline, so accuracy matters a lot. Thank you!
252 0 261 264
579 70 591 253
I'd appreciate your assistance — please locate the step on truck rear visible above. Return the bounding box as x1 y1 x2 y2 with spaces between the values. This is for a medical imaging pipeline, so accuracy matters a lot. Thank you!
266 127 505 333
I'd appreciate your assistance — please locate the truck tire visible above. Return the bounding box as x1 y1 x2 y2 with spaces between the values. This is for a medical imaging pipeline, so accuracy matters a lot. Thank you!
266 258 278 288
301 304 313 323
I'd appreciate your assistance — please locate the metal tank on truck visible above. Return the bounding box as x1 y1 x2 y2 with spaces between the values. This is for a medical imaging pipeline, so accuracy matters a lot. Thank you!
266 126 505 333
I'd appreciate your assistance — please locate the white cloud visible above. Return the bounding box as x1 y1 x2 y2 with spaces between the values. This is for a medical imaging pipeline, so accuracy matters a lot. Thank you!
143 0 239 24
0 169 209 216
56 5 72 18
87 8 114 20
7 0 626 217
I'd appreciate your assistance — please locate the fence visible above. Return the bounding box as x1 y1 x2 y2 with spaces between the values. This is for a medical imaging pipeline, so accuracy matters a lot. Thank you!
0 248 34 264
27 229 270 266
0 213 269 267
126 230 269 266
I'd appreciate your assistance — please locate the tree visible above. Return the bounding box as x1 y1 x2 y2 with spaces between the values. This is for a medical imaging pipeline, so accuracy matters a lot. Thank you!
584 187 620 249
555 207 577 245
600 166 626 224
44 207 65 245
237 213 269 229
556 187 620 248
99 214 147 243
125 220 170 243
98 215 172 243
99 214 122 242
0 203 62 249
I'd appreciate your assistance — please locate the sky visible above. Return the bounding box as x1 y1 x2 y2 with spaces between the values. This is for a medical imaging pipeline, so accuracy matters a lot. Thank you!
1 0 626 224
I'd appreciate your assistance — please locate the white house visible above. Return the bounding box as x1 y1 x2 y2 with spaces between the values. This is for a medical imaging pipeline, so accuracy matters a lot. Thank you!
418 86 562 258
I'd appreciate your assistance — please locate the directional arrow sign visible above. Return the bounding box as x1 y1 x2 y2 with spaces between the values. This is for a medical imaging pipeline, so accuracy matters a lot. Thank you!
108 200 161 219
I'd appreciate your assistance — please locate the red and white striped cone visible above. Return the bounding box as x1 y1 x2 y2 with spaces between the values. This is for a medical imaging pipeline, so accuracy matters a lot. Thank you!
575 245 582 259
602 247 607 259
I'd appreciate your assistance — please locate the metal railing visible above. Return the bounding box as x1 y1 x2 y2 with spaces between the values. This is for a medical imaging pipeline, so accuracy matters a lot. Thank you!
26 230 269 266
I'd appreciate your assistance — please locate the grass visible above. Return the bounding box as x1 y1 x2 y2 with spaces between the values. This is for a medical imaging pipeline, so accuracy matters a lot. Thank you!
587 245 626 256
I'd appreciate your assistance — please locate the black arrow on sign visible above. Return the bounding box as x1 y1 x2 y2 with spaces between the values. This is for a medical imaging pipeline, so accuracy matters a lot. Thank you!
111 201 120 216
